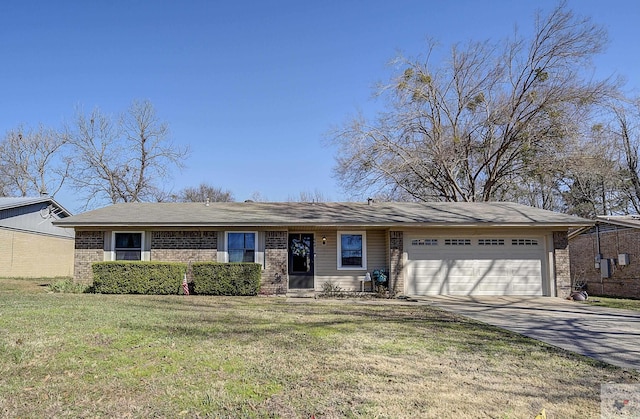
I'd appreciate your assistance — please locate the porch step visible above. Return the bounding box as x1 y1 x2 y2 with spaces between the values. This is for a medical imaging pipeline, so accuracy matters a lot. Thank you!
286 289 316 298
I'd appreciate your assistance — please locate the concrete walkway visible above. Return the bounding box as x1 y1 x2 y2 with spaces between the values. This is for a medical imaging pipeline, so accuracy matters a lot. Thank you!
407 296 640 372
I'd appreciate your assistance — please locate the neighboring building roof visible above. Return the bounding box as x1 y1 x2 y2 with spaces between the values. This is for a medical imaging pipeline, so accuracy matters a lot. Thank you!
594 215 640 229
0 196 74 238
53 201 592 228
0 196 72 217
568 215 640 239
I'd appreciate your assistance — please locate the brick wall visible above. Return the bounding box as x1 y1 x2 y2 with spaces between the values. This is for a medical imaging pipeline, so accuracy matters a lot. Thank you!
151 231 217 249
150 231 218 280
262 231 288 295
553 231 571 298
389 231 404 296
74 231 105 283
570 227 640 298
150 231 217 269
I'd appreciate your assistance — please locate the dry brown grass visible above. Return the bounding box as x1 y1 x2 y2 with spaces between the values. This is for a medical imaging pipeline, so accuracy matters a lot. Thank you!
0 278 637 418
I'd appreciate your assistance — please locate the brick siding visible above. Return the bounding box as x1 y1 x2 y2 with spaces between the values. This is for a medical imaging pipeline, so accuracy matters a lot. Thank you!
570 227 640 298
150 231 217 278
389 231 404 296
262 231 288 295
553 231 571 298
74 231 105 283
151 231 217 249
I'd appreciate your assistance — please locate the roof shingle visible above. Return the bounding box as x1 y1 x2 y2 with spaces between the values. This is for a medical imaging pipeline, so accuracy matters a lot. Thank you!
53 201 592 228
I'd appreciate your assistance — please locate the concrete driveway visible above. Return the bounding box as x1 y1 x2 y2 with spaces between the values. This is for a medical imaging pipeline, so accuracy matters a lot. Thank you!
408 296 640 372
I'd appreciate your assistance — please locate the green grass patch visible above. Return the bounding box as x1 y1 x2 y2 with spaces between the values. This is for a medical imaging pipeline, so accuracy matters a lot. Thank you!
47 277 90 293
584 296 640 311
0 284 637 418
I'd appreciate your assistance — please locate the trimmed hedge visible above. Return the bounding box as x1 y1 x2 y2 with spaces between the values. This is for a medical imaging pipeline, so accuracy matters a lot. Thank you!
92 261 187 294
192 262 261 296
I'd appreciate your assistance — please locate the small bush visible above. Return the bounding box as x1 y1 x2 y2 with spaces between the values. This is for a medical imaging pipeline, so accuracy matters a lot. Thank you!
374 284 390 298
192 262 261 296
92 262 186 294
48 278 89 294
318 281 346 298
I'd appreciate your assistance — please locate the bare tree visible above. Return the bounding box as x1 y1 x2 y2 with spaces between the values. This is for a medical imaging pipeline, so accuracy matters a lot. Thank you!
247 191 268 202
66 100 189 208
170 183 235 202
330 4 616 205
607 99 640 213
560 147 624 217
0 124 70 197
287 189 330 202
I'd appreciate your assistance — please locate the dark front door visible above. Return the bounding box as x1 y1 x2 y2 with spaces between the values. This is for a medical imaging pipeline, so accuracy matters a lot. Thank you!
288 233 314 289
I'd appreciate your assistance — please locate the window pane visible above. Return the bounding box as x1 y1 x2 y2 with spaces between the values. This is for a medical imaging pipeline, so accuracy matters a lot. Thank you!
228 233 244 250
342 254 362 267
116 250 141 261
227 233 256 263
244 233 255 249
341 234 362 251
229 249 244 263
115 233 142 261
243 250 255 263
115 233 141 249
341 234 363 267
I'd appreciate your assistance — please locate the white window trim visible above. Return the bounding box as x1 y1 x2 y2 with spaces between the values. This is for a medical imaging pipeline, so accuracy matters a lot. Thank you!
109 231 148 261
337 231 367 270
224 231 259 263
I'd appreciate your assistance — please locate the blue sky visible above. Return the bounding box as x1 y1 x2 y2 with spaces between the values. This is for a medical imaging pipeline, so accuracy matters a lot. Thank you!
1 0 639 211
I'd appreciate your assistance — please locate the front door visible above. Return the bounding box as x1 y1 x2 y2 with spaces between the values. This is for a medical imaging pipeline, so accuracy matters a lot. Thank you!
288 233 314 289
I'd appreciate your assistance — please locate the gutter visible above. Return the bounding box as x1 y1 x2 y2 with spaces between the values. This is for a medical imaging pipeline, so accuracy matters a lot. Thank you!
53 222 595 229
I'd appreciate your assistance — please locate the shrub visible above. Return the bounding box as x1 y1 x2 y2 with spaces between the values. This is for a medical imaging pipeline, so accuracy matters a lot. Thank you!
318 281 346 298
92 262 186 295
48 278 89 294
192 262 261 296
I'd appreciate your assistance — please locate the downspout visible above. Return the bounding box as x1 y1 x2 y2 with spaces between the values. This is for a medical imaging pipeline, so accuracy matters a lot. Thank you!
595 223 604 289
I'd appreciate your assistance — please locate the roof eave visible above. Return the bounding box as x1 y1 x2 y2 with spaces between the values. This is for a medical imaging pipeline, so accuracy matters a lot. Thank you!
594 216 640 230
53 221 594 229
1 196 72 217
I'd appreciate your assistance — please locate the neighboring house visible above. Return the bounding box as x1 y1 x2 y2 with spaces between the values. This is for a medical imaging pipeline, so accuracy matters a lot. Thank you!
53 201 590 297
569 215 640 299
0 196 74 278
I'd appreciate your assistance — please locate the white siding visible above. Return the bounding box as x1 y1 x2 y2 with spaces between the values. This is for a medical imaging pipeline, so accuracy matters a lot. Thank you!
404 229 550 296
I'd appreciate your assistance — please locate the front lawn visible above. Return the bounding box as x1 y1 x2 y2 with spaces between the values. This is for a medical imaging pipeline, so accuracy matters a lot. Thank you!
584 295 640 312
0 279 637 418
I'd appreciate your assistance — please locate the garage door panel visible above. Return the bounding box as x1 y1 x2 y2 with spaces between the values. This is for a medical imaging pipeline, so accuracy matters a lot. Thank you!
406 234 545 296
446 284 474 295
450 278 507 294
446 267 475 278
467 284 509 295
476 261 510 276
408 263 437 292
409 260 443 273
512 282 542 295
411 278 445 295
511 260 542 274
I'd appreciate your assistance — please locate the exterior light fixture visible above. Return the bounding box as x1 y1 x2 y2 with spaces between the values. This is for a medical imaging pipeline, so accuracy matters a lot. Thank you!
322 236 327 245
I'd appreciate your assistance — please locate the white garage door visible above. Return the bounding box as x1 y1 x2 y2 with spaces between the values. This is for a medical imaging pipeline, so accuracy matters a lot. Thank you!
406 236 545 296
